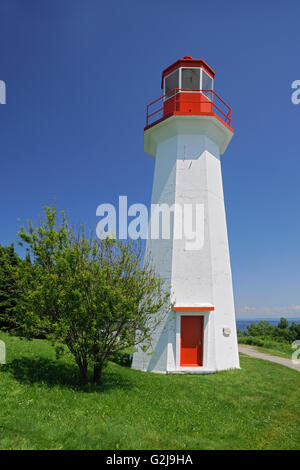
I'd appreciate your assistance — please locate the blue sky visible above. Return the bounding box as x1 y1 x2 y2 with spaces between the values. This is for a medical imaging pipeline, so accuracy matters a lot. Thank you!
0 0 299 319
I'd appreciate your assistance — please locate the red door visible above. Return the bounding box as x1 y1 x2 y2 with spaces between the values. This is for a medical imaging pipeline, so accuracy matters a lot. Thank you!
180 316 204 366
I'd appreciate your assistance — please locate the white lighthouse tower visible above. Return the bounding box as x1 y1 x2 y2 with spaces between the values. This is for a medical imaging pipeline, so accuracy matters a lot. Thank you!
132 56 240 373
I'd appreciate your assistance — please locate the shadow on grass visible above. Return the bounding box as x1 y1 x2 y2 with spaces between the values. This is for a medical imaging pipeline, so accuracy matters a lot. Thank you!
3 357 132 393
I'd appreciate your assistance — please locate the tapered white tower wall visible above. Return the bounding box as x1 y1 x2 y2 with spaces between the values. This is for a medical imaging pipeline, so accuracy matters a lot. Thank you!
132 113 239 374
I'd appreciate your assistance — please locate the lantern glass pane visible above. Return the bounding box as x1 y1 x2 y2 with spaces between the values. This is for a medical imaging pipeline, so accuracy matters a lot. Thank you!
202 70 213 99
182 68 200 90
164 69 179 97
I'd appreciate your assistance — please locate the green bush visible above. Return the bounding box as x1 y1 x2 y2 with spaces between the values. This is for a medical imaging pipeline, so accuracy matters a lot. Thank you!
238 335 293 356
110 348 133 367
241 318 300 344
239 336 264 347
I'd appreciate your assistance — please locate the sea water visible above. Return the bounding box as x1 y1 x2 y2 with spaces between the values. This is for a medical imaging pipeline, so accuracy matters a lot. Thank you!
236 318 300 332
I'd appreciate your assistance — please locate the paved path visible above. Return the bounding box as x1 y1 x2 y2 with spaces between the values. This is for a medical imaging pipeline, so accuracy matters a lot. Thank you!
238 345 300 372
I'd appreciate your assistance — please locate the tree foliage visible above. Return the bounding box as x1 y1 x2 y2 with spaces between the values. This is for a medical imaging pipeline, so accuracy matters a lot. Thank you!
238 318 300 343
16 206 172 384
278 317 289 330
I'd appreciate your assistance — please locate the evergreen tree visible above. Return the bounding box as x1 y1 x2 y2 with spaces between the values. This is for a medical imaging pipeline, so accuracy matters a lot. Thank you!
0 244 21 330
278 317 289 329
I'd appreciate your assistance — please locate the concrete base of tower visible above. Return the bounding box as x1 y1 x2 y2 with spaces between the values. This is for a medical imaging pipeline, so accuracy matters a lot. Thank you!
166 363 241 374
132 365 241 375
167 368 216 374
171 366 241 374
132 309 240 375
131 366 217 375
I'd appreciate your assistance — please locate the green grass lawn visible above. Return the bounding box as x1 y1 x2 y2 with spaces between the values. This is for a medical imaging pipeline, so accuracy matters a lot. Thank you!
0 332 299 450
238 337 294 359
238 342 292 359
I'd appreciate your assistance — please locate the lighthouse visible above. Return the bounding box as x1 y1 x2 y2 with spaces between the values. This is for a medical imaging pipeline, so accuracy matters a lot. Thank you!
132 56 240 373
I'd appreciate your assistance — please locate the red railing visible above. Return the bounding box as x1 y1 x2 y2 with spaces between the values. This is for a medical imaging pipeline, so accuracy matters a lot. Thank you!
145 89 232 129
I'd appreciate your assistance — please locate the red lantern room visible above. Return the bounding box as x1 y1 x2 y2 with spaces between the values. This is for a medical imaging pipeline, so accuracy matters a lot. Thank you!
145 56 232 132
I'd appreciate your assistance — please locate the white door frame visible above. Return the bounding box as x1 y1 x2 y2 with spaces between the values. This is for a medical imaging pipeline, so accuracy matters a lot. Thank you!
175 311 210 371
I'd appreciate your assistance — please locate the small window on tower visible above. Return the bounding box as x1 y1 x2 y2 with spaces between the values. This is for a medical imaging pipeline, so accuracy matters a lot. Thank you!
202 70 213 100
164 69 179 98
182 68 200 90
